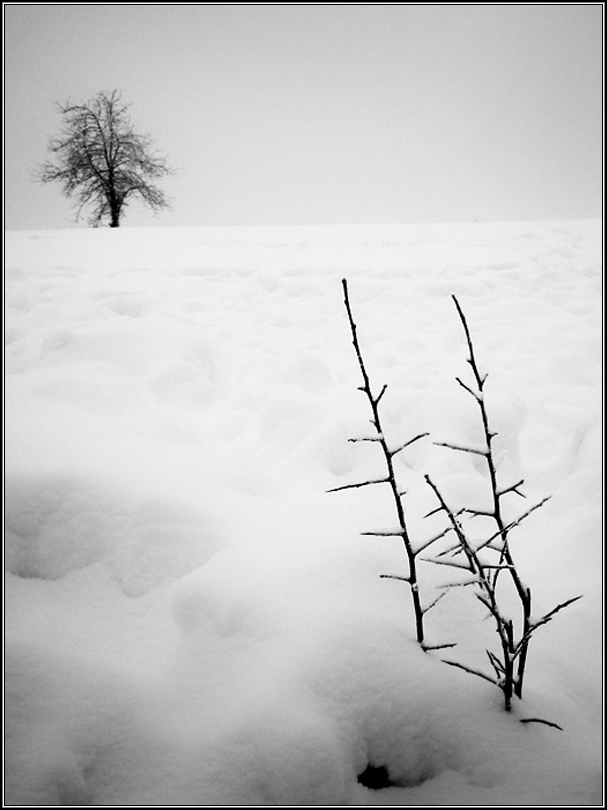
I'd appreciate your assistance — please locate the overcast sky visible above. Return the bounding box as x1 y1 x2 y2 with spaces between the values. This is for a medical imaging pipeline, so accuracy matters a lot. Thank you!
4 4 603 230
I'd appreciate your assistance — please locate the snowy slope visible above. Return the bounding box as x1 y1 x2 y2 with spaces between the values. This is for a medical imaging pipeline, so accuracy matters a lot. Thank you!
4 221 602 806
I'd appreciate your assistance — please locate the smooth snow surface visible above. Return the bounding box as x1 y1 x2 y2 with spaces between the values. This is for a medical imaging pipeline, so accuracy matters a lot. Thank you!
4 221 602 806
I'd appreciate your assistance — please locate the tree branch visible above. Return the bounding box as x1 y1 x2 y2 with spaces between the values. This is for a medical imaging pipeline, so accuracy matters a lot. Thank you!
441 659 498 685
434 441 488 457
520 717 563 731
327 477 389 493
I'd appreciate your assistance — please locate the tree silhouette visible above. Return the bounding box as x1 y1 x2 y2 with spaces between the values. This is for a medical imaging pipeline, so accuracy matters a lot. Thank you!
36 90 173 227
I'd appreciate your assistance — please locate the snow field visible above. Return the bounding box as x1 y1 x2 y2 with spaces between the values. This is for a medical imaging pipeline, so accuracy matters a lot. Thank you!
4 221 602 805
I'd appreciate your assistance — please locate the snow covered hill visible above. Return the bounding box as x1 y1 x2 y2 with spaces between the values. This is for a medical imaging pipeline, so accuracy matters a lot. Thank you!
4 221 602 805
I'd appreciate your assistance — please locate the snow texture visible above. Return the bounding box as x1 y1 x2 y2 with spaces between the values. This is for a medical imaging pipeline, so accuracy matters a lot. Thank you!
4 221 603 805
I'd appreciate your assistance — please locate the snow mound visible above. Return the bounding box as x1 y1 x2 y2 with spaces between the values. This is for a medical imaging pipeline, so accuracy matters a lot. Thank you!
5 471 219 596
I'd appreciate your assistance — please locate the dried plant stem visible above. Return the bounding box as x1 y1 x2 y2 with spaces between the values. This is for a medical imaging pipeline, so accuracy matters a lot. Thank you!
449 295 538 696
329 279 435 645
425 297 581 712
424 474 517 709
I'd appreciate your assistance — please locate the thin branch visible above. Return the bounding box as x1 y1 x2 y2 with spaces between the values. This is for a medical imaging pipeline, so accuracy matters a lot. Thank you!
452 295 486 391
520 717 563 731
422 642 458 651
437 579 481 590
461 508 495 518
474 590 492 607
421 557 471 570
512 595 583 657
374 384 388 405
497 479 526 498
455 376 481 401
436 541 465 558
441 659 498 685
327 477 389 493
421 590 447 614
434 441 488 457
423 505 446 518
336 279 428 645
390 432 430 456
476 497 552 550
487 649 506 676
476 563 515 570
413 528 453 555
532 594 583 629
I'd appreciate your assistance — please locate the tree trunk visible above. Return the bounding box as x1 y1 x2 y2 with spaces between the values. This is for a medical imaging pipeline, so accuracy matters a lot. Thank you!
108 185 120 227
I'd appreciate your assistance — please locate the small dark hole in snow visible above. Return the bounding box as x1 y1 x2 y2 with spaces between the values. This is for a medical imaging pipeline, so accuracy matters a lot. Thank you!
357 763 394 790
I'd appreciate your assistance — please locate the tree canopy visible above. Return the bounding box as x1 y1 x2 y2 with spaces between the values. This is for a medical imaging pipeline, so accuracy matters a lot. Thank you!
36 90 173 227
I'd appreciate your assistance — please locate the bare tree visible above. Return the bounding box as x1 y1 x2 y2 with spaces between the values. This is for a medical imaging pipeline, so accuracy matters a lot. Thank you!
36 90 173 227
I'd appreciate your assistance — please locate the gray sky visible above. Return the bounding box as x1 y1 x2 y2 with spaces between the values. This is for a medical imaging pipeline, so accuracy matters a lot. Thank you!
4 4 603 229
